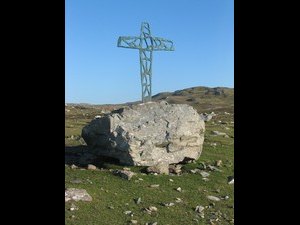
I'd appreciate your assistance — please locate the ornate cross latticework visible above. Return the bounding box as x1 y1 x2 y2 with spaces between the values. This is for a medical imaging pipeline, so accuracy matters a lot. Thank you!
117 22 174 102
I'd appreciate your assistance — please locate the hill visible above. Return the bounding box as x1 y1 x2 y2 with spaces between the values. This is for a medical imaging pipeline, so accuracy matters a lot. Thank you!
65 86 234 120
152 86 233 113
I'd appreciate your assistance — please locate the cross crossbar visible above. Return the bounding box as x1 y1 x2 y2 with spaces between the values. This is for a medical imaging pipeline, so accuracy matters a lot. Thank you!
117 22 174 102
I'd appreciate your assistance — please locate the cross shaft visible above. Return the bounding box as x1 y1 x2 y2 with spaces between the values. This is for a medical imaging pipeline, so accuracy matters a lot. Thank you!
117 22 174 102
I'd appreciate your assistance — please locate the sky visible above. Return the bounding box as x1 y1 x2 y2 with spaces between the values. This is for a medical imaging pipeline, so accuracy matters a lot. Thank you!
65 0 234 104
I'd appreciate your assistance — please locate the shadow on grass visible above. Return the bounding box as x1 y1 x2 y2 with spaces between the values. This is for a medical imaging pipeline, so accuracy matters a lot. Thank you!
65 145 122 169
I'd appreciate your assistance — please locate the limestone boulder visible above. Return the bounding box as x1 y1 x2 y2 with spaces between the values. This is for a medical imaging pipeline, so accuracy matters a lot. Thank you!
81 101 205 166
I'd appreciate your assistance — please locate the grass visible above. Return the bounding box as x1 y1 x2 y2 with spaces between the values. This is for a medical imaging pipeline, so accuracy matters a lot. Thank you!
65 87 234 225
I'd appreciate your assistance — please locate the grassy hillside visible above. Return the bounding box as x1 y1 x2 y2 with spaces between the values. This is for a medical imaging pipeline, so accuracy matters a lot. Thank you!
152 86 234 114
65 86 234 225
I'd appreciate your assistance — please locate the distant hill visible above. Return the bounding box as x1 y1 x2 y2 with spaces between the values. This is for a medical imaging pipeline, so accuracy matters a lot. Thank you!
151 86 234 113
65 86 234 116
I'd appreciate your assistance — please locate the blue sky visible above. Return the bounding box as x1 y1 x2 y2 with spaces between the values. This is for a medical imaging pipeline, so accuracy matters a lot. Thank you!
65 0 234 104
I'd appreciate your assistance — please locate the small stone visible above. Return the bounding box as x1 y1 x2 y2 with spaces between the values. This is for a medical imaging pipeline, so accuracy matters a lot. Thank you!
146 162 169 175
144 208 152 214
108 206 114 209
145 206 157 214
215 160 222 167
123 167 131 171
138 178 144 181
200 171 210 178
124 210 133 215
195 205 205 213
65 188 92 202
135 197 141 204
199 212 205 218
113 170 136 180
190 169 200 174
228 176 234 184
70 164 78 169
202 177 209 181
212 131 227 136
207 196 221 201
87 164 97 170
169 179 174 182
130 220 138 224
190 169 196 174
207 165 222 172
69 203 78 211
199 113 212 122
169 164 182 174
176 187 182 192
162 202 175 207
224 196 229 200
148 206 158 212
175 198 182 203
149 184 160 188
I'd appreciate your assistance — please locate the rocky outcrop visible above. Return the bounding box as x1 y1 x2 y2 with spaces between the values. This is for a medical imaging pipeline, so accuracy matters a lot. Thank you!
81 101 205 166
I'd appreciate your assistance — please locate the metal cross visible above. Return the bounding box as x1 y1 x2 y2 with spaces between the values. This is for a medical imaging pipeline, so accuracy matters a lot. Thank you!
117 22 174 103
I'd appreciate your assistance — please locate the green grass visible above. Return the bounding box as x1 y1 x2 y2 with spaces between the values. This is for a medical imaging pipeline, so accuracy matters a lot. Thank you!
65 88 234 225
65 120 234 225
